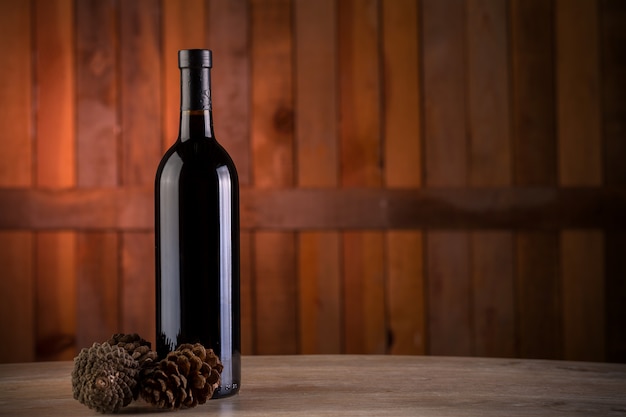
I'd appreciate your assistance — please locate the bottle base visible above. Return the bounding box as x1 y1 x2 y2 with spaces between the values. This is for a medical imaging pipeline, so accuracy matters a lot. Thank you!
212 383 240 399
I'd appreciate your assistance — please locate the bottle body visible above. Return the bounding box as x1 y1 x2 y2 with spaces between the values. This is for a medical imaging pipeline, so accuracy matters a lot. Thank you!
155 50 240 398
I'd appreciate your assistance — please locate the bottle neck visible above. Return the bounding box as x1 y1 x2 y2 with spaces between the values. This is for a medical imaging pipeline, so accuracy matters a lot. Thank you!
179 67 214 141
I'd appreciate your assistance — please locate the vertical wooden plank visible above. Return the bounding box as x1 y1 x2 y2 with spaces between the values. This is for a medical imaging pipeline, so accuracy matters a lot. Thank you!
253 232 297 354
76 0 120 349
295 0 341 354
162 0 208 150
556 0 605 362
0 1 34 363
601 0 626 362
298 232 341 353
516 232 562 359
76 233 120 349
339 0 382 187
251 0 294 188
35 232 76 360
0 0 32 188
119 0 161 346
343 231 386 354
339 0 386 354
120 0 161 187
426 232 472 355
511 0 557 186
0 232 35 362
467 0 515 358
386 231 424 354
76 0 119 188
422 0 472 356
207 2 253 355
471 232 516 357
295 0 338 189
561 231 605 361
422 0 466 188
467 0 511 187
36 0 76 189
251 0 297 354
121 233 155 344
208 0 251 186
382 0 425 355
239 232 253 355
34 0 77 361
556 0 602 187
511 0 561 359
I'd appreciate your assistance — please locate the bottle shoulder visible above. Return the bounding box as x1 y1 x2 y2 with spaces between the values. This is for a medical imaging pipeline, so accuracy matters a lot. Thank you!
156 137 239 183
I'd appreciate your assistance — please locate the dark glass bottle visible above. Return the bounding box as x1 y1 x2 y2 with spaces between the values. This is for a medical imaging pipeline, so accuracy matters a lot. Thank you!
155 49 240 398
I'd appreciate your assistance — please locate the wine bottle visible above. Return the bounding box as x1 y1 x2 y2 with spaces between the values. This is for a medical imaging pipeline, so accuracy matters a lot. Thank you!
155 49 241 398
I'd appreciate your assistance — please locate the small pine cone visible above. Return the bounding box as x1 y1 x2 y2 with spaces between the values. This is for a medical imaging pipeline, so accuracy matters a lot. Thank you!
106 333 158 369
72 342 139 413
139 343 223 410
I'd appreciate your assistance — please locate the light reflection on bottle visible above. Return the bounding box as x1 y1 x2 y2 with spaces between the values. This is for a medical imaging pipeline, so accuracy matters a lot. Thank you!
158 152 183 350
217 165 233 392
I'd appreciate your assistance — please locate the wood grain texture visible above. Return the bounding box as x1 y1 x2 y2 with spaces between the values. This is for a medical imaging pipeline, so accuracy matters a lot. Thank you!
250 0 297 355
601 0 626 362
0 0 32 187
298 232 342 353
1 187 626 230
467 0 511 186
426 232 472 355
240 232 253 355
5 356 625 416
35 232 76 361
556 0 605 362
422 0 472 356
0 232 34 362
343 231 386 354
76 232 120 350
34 0 77 361
422 0 466 187
76 0 119 187
601 0 626 185
295 0 342 355
339 0 382 187
339 0 386 354
382 0 424 355
120 0 162 187
511 0 556 186
253 232 297 354
208 0 251 186
467 0 515 358
561 230 605 361
0 0 624 363
251 0 294 188
511 0 561 360
161 0 208 150
556 0 602 186
471 231 516 357
35 0 75 188
516 232 562 359
0 1 34 363
120 232 155 345
386 231 425 354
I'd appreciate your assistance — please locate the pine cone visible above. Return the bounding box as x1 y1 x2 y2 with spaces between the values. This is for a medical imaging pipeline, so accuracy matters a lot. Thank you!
139 343 223 410
106 333 158 370
72 342 139 413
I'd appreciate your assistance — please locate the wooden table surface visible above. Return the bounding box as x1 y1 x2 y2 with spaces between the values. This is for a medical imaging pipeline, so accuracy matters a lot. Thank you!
1 355 625 416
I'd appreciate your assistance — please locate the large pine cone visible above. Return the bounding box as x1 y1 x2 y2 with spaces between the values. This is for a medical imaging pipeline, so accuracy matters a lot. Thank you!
139 343 223 410
72 342 139 413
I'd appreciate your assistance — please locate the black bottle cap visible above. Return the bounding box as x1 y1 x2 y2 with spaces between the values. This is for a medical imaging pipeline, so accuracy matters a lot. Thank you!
178 49 212 69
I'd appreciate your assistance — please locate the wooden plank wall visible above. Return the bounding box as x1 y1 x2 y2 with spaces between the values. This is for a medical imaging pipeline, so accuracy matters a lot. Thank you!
0 0 624 363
